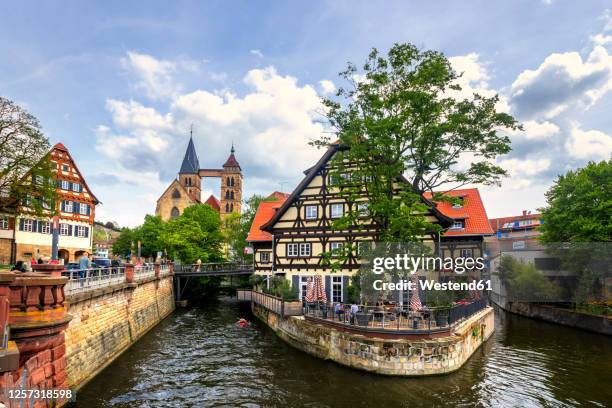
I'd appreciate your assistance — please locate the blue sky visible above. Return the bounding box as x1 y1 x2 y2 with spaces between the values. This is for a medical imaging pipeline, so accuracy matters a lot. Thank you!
2 1 612 226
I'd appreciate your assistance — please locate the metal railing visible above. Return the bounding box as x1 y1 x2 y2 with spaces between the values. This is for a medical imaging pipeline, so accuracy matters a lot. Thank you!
174 262 253 274
240 290 303 317
63 267 126 295
134 264 156 281
303 297 488 333
159 263 171 277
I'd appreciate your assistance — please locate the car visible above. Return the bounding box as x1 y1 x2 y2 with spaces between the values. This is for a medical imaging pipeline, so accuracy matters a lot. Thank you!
92 258 111 268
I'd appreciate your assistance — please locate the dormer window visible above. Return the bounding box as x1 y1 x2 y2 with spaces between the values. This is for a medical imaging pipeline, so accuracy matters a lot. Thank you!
450 220 465 229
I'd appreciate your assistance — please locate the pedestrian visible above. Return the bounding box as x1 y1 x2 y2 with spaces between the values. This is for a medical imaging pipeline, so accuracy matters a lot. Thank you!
78 253 90 286
12 261 26 273
196 258 202 273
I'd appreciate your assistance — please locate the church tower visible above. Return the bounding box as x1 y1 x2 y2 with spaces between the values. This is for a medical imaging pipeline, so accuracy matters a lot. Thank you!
220 144 242 218
178 136 201 203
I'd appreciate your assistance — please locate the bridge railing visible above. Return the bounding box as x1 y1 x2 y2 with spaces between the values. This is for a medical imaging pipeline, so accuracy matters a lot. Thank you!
63 267 126 296
135 264 156 281
159 263 171 277
174 262 253 274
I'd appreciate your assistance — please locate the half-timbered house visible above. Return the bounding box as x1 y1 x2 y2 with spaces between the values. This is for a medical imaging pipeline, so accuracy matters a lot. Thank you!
250 143 456 303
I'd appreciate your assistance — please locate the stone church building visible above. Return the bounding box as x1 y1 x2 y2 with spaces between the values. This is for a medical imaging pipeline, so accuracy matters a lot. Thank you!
155 136 242 221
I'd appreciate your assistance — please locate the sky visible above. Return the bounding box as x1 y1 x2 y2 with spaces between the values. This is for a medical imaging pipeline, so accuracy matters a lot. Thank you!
2 0 612 227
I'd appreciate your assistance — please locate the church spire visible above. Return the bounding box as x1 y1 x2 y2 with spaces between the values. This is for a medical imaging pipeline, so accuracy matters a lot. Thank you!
179 133 200 174
223 143 240 170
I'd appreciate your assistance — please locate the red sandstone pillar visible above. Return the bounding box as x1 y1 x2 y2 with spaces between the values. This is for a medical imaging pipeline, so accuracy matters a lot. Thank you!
125 263 135 283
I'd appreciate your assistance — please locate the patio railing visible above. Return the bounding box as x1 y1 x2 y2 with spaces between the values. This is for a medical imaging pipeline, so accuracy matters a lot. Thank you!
134 264 156 281
63 267 126 296
238 290 302 317
303 297 488 333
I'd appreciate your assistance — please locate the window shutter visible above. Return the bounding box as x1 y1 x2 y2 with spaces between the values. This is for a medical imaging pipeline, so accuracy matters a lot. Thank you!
86 204 91 215
342 276 349 303
73 203 79 214
84 227 89 238
19 219 24 231
61 201 65 212
325 275 331 302
34 220 40 233
292 275 299 299
68 225 73 236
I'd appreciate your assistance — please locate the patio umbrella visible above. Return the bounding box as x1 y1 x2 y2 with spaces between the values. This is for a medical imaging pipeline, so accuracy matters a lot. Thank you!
305 277 315 302
409 275 422 312
313 275 327 303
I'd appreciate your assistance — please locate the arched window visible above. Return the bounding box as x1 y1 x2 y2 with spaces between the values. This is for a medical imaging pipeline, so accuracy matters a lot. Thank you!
230 203 234 212
225 203 230 212
225 190 230 199
230 177 234 187
230 191 234 200
187 178 192 187
226 177 231 186
172 189 181 199
170 207 180 218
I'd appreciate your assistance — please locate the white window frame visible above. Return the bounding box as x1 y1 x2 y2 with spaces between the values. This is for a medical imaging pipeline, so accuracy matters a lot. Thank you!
300 276 310 301
260 252 270 263
0 217 8 230
76 225 86 238
62 164 69 172
287 243 299 257
357 202 369 217
72 183 81 192
42 199 52 210
459 248 473 258
305 205 318 220
450 221 464 229
330 242 343 256
23 219 33 232
331 275 343 303
64 200 73 213
330 204 344 219
79 203 88 215
299 243 311 257
34 175 43 185
60 223 69 236
40 221 51 234
61 180 70 190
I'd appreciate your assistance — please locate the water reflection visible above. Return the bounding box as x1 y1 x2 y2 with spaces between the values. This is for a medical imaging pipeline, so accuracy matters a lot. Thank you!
74 299 612 407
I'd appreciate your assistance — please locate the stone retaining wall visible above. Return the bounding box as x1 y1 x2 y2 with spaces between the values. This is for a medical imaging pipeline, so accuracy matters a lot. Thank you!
64 276 175 389
253 303 494 376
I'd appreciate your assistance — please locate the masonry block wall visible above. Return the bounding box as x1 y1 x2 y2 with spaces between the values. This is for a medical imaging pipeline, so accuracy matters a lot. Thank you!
64 276 175 389
253 303 494 376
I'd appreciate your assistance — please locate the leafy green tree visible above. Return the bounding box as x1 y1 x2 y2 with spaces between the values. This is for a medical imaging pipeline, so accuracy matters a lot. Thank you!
539 160 611 243
222 194 268 261
137 215 165 258
314 43 519 242
112 227 136 258
163 204 224 263
0 96 56 215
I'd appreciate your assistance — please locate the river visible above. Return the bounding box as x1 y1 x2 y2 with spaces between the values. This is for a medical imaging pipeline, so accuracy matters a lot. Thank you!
73 298 612 407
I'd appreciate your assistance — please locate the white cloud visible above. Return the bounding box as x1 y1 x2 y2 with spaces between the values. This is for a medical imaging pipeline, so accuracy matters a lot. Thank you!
318 79 336 95
566 125 612 159
121 51 201 100
510 46 612 118
250 49 264 58
96 60 328 225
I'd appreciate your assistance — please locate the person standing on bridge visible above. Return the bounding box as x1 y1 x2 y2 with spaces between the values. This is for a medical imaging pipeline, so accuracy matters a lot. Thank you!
196 258 202 273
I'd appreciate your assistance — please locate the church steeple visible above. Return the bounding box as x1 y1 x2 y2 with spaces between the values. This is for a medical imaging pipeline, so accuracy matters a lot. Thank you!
179 135 200 174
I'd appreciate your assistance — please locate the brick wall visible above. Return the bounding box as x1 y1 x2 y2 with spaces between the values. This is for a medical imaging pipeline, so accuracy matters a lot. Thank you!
64 276 175 389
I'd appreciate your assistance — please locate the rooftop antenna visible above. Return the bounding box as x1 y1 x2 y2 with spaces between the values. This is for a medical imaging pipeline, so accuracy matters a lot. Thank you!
190 124 194 138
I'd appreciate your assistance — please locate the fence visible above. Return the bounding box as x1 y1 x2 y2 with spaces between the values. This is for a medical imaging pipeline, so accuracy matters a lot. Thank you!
174 262 253 274
303 297 489 333
134 264 156 281
63 267 126 295
237 289 302 317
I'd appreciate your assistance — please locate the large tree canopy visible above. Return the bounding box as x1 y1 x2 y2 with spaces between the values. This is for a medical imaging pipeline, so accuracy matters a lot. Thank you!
315 43 519 241
0 96 55 214
539 159 611 243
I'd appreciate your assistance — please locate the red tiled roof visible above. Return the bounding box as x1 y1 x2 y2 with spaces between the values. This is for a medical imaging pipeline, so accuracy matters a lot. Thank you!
204 195 220 211
267 191 290 200
223 153 240 168
247 194 288 242
53 142 67 151
489 213 542 231
423 188 494 236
